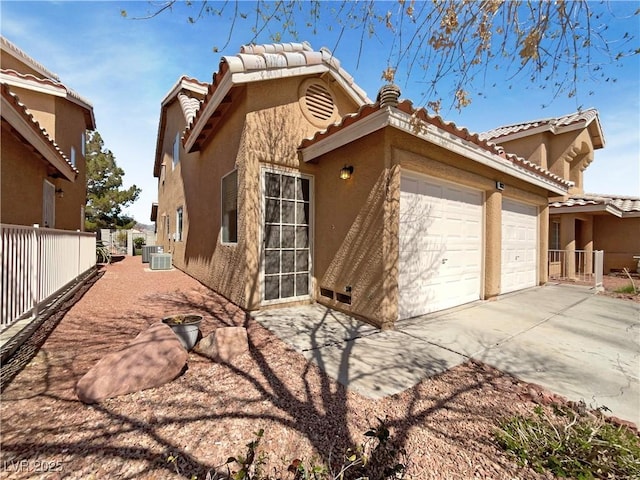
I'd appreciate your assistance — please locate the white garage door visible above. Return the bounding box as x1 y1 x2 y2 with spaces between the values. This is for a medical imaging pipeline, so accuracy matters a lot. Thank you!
501 199 538 294
398 175 483 320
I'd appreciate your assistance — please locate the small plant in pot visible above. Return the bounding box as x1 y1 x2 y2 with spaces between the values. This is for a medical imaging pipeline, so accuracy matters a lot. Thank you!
162 314 203 351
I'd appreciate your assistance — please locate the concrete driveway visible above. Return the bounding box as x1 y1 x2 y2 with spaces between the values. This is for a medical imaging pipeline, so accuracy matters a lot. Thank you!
253 285 640 425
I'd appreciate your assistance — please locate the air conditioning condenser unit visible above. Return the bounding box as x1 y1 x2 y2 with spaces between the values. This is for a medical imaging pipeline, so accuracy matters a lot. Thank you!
142 245 162 263
150 253 172 270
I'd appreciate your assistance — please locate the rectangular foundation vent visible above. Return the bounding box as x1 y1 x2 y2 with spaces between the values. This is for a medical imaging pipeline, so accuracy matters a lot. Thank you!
336 293 351 305
320 288 334 299
150 253 172 270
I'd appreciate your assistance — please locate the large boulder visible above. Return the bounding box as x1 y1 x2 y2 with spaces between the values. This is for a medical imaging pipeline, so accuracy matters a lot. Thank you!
194 326 248 362
76 322 188 404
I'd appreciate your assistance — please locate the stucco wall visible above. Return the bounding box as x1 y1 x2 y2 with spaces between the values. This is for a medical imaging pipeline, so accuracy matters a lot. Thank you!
156 74 362 310
1 126 48 225
300 132 390 328
53 96 88 230
593 216 640 273
1 95 87 230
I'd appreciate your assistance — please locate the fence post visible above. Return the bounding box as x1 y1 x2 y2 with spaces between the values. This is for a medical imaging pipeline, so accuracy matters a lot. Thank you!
594 250 604 288
31 224 39 319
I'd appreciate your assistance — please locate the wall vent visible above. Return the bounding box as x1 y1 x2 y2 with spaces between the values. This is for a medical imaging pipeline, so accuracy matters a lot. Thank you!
299 79 336 126
336 293 351 305
320 288 334 299
305 83 335 121
150 253 172 270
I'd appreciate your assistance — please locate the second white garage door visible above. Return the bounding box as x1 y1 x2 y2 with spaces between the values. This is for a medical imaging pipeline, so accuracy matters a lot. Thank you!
501 199 538 294
398 174 483 320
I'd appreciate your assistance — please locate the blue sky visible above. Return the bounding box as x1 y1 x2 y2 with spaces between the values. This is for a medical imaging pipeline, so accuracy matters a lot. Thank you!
2 1 639 223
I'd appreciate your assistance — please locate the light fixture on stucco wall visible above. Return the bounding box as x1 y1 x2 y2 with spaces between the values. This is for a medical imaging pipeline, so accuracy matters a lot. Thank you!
55 188 64 198
340 165 354 180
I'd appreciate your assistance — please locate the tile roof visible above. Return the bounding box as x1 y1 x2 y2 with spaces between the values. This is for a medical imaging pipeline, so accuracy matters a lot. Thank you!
0 69 95 129
1 83 78 179
550 194 640 216
1 36 60 81
153 76 208 178
480 108 604 148
300 97 572 191
183 41 371 152
177 92 202 124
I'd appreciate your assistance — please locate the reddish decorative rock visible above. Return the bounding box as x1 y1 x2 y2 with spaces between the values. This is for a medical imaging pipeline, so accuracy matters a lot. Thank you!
75 322 188 404
194 326 248 362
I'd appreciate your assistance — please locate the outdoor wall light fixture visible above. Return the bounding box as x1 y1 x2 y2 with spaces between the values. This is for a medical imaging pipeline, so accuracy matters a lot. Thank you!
55 188 64 198
340 165 354 180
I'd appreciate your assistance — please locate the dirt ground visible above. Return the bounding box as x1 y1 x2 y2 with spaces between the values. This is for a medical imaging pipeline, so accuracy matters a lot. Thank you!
1 257 633 479
600 273 640 303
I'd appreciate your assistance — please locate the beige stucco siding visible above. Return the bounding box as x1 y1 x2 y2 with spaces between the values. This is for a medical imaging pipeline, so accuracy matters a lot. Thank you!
1 127 48 225
593 216 640 272
240 76 360 309
52 96 88 230
300 132 390 327
1 90 87 230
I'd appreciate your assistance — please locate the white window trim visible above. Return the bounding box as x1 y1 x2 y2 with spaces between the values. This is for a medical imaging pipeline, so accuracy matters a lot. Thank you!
221 169 238 245
260 166 314 306
172 132 180 170
176 206 184 242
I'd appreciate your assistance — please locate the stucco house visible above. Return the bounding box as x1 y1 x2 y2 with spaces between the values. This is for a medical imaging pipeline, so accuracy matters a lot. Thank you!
1 36 95 230
153 41 574 329
482 111 640 275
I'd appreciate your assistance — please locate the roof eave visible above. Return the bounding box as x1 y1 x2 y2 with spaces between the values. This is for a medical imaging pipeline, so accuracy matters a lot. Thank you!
301 108 569 196
1 94 77 181
1 72 95 129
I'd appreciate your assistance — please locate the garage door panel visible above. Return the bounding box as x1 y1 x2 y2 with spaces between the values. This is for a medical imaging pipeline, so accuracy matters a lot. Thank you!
399 175 483 320
501 199 538 294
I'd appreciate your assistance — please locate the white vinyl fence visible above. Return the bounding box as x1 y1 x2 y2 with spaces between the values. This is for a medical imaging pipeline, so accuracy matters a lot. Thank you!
1 224 96 328
548 249 604 288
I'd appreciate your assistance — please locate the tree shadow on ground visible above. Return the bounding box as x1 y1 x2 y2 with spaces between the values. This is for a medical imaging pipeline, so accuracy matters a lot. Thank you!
0 261 563 479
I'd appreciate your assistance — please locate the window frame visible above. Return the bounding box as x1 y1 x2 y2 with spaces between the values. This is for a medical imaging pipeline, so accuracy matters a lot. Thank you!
176 206 183 242
172 132 180 170
550 220 561 250
221 169 238 244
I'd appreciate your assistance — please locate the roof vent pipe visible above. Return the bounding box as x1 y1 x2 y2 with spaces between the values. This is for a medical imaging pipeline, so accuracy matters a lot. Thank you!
377 83 401 108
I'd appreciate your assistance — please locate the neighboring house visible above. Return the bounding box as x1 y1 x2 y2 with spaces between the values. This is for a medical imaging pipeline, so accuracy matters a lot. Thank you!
481 110 640 275
153 42 572 329
0 36 95 230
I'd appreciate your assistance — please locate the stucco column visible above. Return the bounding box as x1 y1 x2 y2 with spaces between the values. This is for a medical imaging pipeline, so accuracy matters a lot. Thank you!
560 214 576 279
484 190 502 299
539 205 549 285
582 217 594 276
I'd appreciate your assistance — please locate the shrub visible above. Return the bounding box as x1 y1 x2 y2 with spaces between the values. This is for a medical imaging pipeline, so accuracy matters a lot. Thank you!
615 284 637 294
133 236 146 249
495 404 640 479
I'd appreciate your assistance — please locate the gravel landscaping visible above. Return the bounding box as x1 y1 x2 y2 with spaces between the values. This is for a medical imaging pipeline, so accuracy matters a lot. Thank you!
0 256 609 479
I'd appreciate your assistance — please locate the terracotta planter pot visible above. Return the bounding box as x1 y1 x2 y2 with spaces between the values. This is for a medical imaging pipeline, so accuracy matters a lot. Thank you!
162 314 203 351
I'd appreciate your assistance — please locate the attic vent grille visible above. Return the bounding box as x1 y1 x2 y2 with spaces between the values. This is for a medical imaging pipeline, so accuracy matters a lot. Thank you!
304 83 335 121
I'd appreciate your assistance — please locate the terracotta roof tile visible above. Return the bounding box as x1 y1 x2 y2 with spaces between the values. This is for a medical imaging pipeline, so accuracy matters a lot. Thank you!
1 68 93 112
550 194 640 213
480 108 600 142
1 36 60 81
1 83 78 176
300 98 572 189
177 93 201 124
